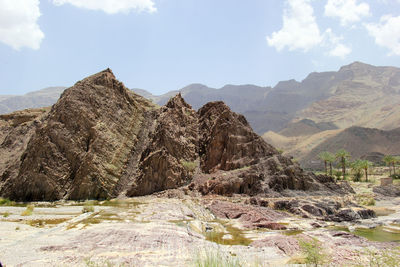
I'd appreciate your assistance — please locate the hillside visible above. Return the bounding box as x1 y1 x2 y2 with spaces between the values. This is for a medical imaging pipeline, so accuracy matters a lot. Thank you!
296 62 400 131
264 125 400 169
0 87 66 114
1 62 400 136
0 69 344 201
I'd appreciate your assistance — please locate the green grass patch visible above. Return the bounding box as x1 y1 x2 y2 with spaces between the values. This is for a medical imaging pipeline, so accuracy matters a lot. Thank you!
181 160 197 173
0 198 16 206
21 204 34 216
355 193 376 206
82 204 95 213
193 249 242 267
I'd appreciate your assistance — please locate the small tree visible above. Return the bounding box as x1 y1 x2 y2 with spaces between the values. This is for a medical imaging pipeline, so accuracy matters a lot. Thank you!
336 149 351 180
298 238 330 267
393 156 400 175
351 160 363 182
383 155 395 176
359 160 373 182
318 152 328 175
326 153 335 177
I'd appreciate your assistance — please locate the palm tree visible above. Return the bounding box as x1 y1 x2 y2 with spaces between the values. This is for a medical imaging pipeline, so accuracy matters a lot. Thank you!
351 160 363 182
336 149 351 179
327 153 335 177
393 156 400 175
383 155 394 176
359 160 373 182
321 152 335 176
319 152 333 175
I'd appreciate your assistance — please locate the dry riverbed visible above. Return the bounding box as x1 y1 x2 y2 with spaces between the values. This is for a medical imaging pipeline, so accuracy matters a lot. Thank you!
0 187 399 266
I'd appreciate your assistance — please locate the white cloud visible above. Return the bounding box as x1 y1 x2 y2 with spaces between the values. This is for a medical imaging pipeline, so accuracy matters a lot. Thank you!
0 0 44 50
52 0 157 14
324 0 370 26
328 43 351 58
365 15 400 56
266 0 322 52
323 28 352 58
267 0 351 58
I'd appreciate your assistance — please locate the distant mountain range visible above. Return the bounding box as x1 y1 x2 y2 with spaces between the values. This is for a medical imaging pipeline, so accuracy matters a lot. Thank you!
1 62 400 169
0 87 66 114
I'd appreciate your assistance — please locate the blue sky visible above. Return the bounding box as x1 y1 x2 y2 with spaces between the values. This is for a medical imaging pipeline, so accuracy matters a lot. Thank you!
0 0 399 95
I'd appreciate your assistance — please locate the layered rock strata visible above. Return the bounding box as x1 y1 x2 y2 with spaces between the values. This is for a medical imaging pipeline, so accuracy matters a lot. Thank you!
0 69 353 201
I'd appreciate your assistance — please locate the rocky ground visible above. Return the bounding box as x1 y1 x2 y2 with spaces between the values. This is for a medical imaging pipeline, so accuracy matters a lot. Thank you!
1 181 400 267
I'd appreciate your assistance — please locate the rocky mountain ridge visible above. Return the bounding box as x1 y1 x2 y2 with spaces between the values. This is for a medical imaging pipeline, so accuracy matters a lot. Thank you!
0 87 66 115
2 62 399 136
0 69 350 201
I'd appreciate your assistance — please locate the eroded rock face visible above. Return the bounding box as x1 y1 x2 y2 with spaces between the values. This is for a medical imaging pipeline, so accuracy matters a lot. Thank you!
0 70 355 201
127 94 199 196
192 102 352 197
270 197 375 222
1 69 154 200
0 108 49 193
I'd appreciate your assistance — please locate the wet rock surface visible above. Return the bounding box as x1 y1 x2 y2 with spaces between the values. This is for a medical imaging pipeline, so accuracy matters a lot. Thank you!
0 195 397 267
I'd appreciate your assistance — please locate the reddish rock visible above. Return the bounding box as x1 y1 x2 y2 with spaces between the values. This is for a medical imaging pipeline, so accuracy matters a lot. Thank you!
251 235 307 255
207 200 286 229
253 222 287 230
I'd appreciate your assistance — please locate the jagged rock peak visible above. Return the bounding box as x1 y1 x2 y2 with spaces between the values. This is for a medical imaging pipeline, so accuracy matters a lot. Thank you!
74 68 125 89
339 61 374 72
166 93 193 109
198 101 249 127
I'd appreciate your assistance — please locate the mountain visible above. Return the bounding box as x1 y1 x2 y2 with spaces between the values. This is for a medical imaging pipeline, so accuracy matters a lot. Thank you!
296 62 400 130
133 84 278 134
264 125 400 169
1 61 400 137
0 69 347 201
0 87 66 114
263 62 400 169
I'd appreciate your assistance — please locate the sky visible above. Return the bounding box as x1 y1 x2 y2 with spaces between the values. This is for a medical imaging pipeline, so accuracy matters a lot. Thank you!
0 0 399 95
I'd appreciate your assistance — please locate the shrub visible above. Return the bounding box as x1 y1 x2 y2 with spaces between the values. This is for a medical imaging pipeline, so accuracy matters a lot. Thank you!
82 204 95 213
193 249 242 267
21 204 34 216
334 170 342 181
353 172 362 182
353 247 400 267
298 238 330 266
0 198 15 206
3 211 10 218
355 194 376 206
181 160 197 173
390 174 400 180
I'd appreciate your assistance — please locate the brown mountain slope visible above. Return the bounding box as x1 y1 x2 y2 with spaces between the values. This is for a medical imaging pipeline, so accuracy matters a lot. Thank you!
0 70 350 201
300 126 400 169
278 119 338 137
264 126 400 170
296 62 400 130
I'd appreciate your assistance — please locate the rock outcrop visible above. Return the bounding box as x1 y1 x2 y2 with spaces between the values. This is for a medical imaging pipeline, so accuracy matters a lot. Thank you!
127 94 199 196
1 69 154 200
0 69 354 201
